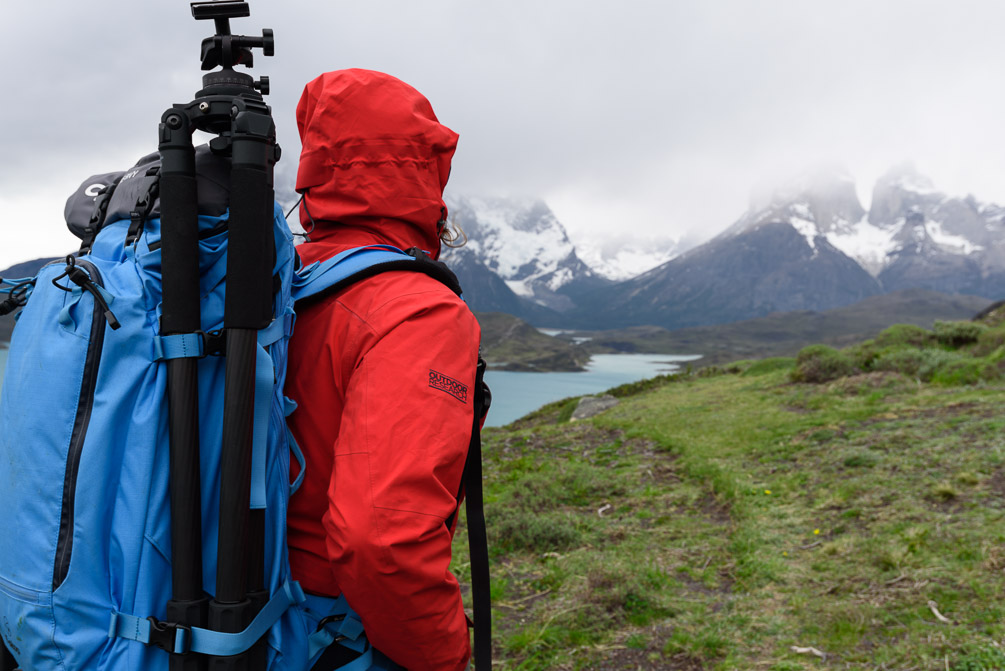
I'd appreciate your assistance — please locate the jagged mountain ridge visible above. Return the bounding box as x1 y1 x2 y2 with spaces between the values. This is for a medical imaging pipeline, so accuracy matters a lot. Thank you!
731 164 1005 292
557 164 1004 329
442 196 612 313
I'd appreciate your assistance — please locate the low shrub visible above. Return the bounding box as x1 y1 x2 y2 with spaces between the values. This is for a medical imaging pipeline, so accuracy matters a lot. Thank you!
916 349 968 382
791 345 858 383
844 339 882 370
933 320 987 348
874 323 934 349
872 347 926 378
869 342 1001 385
489 507 585 554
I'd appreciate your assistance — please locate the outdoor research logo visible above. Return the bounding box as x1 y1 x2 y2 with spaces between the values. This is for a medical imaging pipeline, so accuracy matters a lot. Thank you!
429 370 468 403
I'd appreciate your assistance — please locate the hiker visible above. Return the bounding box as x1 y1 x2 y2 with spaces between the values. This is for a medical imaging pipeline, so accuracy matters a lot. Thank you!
285 69 481 671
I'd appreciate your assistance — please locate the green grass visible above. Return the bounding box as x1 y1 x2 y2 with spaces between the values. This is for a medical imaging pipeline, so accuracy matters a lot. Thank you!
452 320 1005 670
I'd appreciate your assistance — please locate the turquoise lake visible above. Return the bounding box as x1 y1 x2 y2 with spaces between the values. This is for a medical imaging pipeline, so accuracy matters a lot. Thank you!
0 348 700 427
483 353 701 426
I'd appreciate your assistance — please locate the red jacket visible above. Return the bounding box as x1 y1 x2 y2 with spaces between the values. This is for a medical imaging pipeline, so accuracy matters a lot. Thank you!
285 70 478 671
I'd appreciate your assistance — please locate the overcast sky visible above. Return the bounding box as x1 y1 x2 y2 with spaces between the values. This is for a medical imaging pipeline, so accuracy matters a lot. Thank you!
4 1 1005 269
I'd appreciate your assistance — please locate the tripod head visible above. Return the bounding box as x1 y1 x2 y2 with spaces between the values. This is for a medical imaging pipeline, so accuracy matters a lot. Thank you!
191 1 274 97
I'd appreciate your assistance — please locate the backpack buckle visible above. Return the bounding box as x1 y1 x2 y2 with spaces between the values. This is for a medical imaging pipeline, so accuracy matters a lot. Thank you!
200 329 227 357
315 613 348 644
146 617 191 655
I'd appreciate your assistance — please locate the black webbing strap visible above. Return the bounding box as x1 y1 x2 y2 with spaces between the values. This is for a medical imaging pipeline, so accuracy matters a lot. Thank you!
125 167 162 247
466 357 492 669
79 176 123 254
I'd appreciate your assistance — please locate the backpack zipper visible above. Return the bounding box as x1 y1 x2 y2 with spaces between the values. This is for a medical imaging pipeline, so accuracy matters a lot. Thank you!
52 259 109 590
0 572 46 604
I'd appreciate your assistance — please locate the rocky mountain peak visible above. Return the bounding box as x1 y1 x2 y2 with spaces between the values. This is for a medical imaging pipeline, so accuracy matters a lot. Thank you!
869 163 943 227
734 166 866 242
443 195 609 313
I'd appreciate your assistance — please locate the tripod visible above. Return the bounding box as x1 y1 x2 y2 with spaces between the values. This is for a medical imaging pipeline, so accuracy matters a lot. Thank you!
159 3 277 670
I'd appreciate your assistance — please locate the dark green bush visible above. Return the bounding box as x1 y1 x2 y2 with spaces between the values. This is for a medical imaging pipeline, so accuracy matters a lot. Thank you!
845 339 882 370
933 320 987 348
791 345 858 383
916 349 968 382
872 347 926 377
874 324 935 349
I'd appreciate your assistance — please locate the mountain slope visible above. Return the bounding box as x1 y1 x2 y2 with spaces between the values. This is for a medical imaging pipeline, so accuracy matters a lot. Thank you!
557 165 1004 331
868 166 1005 297
443 196 611 313
565 219 882 329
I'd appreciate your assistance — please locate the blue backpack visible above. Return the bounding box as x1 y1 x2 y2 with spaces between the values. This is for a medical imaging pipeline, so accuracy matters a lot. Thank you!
0 150 490 670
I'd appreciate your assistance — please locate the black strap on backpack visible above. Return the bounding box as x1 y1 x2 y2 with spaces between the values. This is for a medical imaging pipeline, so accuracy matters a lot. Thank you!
78 176 123 255
125 167 162 246
466 357 492 671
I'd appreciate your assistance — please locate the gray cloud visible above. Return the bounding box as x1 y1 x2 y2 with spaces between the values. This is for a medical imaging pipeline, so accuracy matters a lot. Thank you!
4 0 1005 268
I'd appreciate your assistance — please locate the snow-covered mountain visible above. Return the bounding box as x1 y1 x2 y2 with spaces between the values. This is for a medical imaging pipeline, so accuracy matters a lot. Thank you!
442 196 612 312
547 165 1005 330
570 233 683 281
725 164 1005 299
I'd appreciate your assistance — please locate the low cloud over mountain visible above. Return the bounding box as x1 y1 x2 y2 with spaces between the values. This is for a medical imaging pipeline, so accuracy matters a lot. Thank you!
447 166 1005 329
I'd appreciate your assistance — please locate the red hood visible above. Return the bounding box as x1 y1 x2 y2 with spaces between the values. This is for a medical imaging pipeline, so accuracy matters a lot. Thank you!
295 69 458 258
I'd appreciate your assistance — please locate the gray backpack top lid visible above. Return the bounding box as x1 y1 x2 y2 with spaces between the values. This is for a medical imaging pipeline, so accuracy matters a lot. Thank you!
64 145 232 241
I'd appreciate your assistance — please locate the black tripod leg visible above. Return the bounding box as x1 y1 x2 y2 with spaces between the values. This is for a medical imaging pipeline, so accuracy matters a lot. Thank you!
209 102 277 671
160 113 208 671
1 640 16 671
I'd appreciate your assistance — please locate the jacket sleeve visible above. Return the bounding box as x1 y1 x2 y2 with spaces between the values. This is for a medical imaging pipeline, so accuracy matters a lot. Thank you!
323 288 479 671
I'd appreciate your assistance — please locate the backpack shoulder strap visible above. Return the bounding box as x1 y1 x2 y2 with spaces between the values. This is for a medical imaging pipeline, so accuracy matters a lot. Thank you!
291 243 492 668
292 245 462 308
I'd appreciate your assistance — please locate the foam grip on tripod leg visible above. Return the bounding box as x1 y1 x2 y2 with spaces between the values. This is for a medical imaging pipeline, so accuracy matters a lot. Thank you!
225 167 274 330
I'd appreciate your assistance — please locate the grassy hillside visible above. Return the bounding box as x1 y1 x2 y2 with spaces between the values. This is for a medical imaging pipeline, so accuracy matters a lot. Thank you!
452 314 1005 669
577 289 992 365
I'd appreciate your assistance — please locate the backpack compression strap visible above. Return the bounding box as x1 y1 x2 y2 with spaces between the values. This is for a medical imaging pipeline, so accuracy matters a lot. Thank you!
292 245 492 668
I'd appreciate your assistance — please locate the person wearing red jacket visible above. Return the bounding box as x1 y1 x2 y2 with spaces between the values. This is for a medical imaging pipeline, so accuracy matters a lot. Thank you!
284 69 479 671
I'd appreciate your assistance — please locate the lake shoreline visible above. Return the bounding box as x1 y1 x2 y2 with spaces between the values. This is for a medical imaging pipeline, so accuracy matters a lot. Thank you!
483 353 702 427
